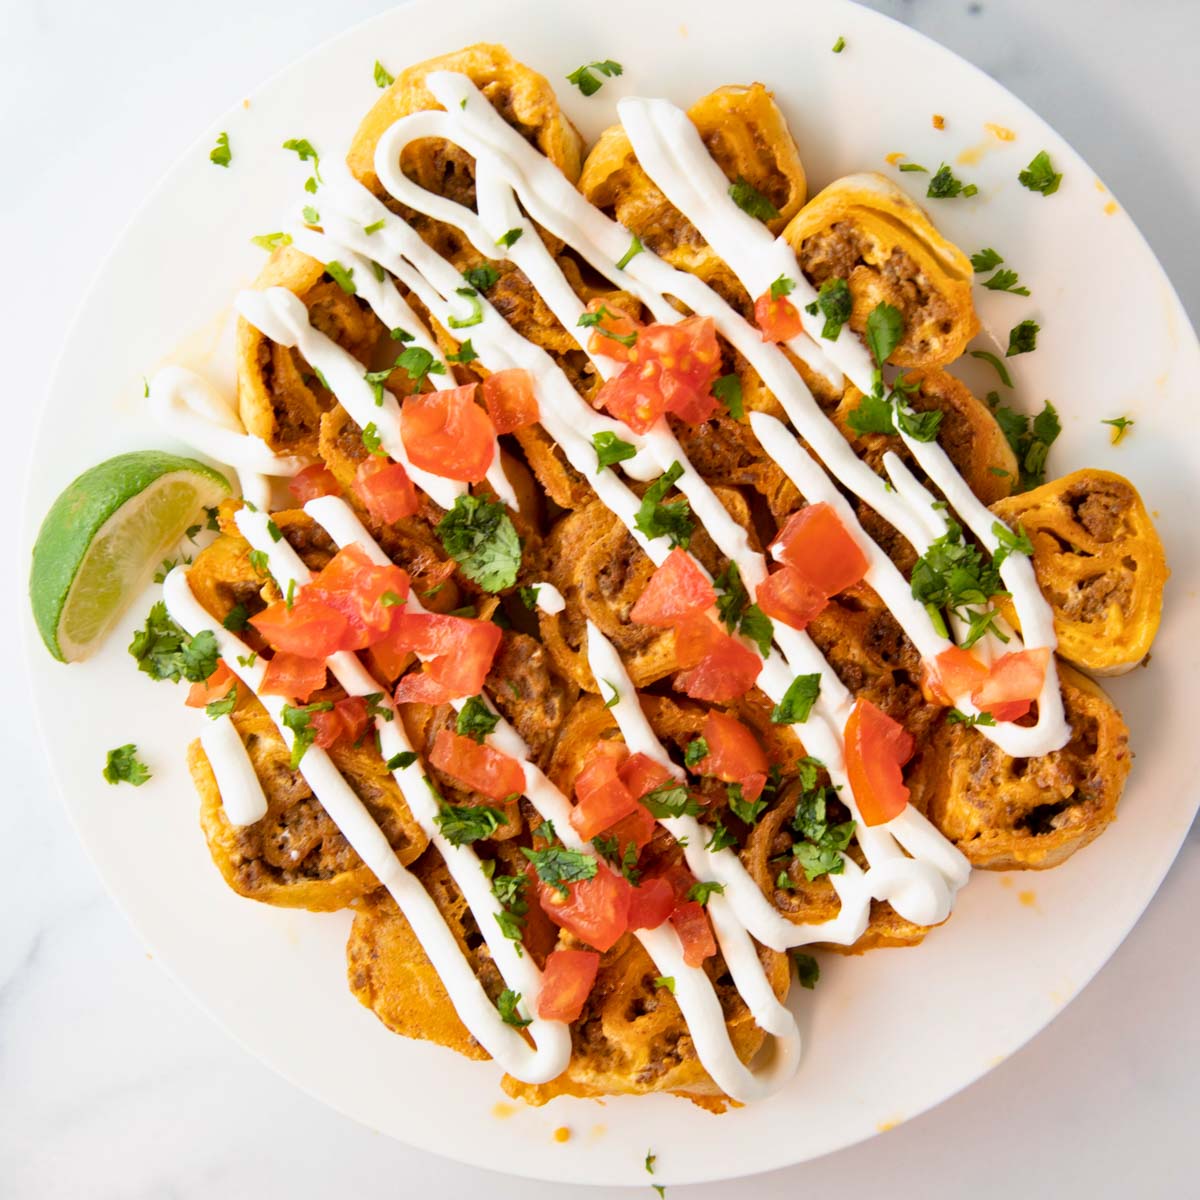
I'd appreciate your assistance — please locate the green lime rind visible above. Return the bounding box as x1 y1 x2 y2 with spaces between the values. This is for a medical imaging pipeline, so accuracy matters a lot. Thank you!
30 451 230 662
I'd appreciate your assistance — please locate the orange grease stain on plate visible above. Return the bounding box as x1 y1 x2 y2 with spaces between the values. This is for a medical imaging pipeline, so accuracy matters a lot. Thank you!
553 1126 571 1143
492 1102 518 1119
958 123 1017 165
877 1116 904 1132
1000 875 1014 889
933 113 946 130
1018 889 1040 910
1104 200 1119 216
885 151 906 166
590 1124 607 1140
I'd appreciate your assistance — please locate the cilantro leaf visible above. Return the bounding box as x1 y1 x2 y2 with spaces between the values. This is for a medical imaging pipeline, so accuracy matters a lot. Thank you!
845 389 896 436
394 345 446 390
565 59 623 96
1006 319 1040 357
209 132 231 168
373 60 394 88
1018 150 1062 196
804 277 853 340
385 750 418 771
522 844 598 896
705 820 739 851
280 701 334 770
684 737 710 769
896 403 943 443
448 286 483 329
497 989 532 1027
792 952 820 989
103 744 150 787
128 603 218 683
982 269 1030 296
865 302 905 367
325 261 356 295
578 306 638 349
445 340 478 364
592 430 638 472
969 349 1014 388
462 264 499 292
687 880 726 905
771 673 821 724
436 495 523 592
435 800 508 846
739 604 775 657
634 462 693 549
769 274 795 300
947 708 996 727
728 175 780 222
456 696 500 743
727 782 767 827
1102 416 1135 444
971 248 1004 273
926 163 978 199
712 373 743 420
496 228 523 249
205 684 238 720
640 779 703 819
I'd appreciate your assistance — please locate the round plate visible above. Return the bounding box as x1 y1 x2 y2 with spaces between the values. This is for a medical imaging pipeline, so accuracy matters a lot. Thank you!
21 0 1200 1186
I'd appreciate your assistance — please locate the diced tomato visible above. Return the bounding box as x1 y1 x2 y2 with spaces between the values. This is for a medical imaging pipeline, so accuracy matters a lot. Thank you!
697 710 769 783
538 867 632 952
259 652 328 701
287 463 340 504
844 697 915 826
754 289 804 343
584 299 643 365
673 616 762 702
670 899 717 967
626 877 674 930
310 695 371 750
305 543 410 649
771 502 869 598
604 804 657 856
739 772 768 803
481 369 539 434
659 861 697 903
250 598 351 659
430 728 525 802
354 457 420 524
628 548 717 628
618 752 673 801
571 742 637 841
594 316 722 433
393 667 456 706
922 645 990 706
389 611 503 698
186 660 234 707
755 565 828 631
971 648 1049 723
537 949 601 1022
521 864 562 965
400 384 496 482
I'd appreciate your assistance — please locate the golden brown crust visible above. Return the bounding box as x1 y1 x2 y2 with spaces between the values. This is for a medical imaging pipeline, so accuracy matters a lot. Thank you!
191 694 428 911
907 663 1131 869
782 173 979 367
991 469 1167 675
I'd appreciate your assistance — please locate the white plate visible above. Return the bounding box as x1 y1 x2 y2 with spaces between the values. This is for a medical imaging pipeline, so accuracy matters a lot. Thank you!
21 0 1200 1187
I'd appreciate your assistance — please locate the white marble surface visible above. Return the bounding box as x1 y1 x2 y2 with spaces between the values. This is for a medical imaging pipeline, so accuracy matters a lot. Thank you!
4 0 1198 1195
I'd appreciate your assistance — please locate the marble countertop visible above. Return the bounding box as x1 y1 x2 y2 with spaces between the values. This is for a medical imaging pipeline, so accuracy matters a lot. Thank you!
4 1 1198 1195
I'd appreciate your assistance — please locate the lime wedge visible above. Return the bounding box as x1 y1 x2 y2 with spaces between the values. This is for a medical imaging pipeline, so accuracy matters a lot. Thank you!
30 451 231 662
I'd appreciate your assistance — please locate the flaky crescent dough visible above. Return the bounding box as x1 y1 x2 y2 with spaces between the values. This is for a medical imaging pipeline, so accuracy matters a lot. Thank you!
782 172 980 367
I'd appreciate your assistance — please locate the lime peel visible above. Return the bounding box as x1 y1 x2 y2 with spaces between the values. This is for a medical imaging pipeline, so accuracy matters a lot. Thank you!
30 451 230 662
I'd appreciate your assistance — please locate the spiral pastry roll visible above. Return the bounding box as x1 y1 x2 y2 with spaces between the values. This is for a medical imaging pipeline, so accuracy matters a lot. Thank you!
990 469 1167 675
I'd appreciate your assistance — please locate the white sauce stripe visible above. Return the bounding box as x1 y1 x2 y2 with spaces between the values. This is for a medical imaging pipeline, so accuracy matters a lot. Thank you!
199 717 268 827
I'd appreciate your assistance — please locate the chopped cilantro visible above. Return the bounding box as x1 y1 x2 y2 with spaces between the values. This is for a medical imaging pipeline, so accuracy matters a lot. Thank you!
436 495 523 592
1102 416 1135 444
684 737 710 769
462 264 499 292
565 59 623 96
771 673 821 724
727 782 767 827
634 462 693 549
251 231 292 252
497 989 531 1027
361 422 386 456
602 679 620 709
898 162 929 173
926 163 978 199
496 228 523 248
769 274 795 300
128 603 218 683
791 762 853 881
1005 319 1040 357
640 779 703 819
1018 150 1062 196
970 349 1014 388
971 248 1004 273
616 233 644 270
522 844 598 896
325 261 356 295
205 684 238 720
395 345 447 390
280 701 334 770
687 880 725 905
728 175 780 222
373 60 394 89
209 132 231 168
910 519 1008 640
592 430 638 472
947 708 996 727
448 286 483 329
282 137 321 192
363 219 386 235
865 302 905 367
385 750 419 771
302 205 319 225
982 268 1030 296
832 35 846 53
445 340 478 364
435 800 507 846
578 306 638 349
896 402 943 443
792 952 820 989
103 744 150 787
705 820 739 852
804 277 853 340
652 976 675 993
247 549 270 575
456 696 500 743
712 373 743 420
